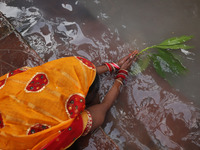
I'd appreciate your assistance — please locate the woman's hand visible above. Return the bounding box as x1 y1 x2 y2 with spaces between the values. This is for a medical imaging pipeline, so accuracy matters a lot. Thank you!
117 50 138 67
96 50 138 74
120 50 138 70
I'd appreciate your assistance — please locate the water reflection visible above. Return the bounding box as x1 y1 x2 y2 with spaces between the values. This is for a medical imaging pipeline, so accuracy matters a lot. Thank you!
1 0 200 149
101 72 200 149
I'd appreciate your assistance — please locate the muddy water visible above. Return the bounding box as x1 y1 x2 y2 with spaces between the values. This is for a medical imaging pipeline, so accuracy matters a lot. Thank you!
1 0 200 149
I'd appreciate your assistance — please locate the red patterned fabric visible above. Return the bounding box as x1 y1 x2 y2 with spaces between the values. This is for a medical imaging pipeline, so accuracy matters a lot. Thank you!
0 67 30 90
27 123 49 135
82 110 93 136
8 67 30 77
0 113 4 128
66 94 86 118
25 73 49 92
41 114 83 150
76 57 95 70
0 79 6 90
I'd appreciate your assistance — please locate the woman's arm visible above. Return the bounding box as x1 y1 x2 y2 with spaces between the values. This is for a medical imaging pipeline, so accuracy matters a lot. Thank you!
87 78 122 130
96 51 138 75
87 50 138 131
96 65 109 75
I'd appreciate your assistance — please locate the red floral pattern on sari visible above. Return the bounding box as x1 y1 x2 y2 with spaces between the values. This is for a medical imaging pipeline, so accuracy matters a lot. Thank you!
0 67 30 90
8 66 30 77
25 73 49 93
27 123 50 135
0 113 4 128
76 56 95 70
66 94 85 118
0 79 6 90
41 114 83 150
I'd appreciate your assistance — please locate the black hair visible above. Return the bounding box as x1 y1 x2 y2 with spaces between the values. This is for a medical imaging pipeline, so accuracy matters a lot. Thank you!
85 74 100 106
88 73 99 93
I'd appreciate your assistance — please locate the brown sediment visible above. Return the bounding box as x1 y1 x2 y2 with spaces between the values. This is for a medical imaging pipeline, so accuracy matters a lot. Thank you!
70 127 120 150
0 11 43 76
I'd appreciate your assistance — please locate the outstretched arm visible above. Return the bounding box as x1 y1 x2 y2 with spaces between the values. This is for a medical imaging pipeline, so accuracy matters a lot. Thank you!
96 65 109 75
87 79 121 130
87 50 138 131
96 51 138 75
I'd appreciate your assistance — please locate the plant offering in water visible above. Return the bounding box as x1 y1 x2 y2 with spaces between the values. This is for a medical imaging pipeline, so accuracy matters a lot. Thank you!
131 35 194 80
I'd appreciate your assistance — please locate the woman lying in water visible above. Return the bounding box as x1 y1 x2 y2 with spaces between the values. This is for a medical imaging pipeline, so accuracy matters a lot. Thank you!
0 50 138 149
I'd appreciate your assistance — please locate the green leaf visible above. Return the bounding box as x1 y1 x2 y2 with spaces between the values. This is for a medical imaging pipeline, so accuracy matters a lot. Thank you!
152 49 187 76
132 35 193 80
159 35 193 46
151 54 166 79
155 44 194 50
138 55 151 72
131 55 151 75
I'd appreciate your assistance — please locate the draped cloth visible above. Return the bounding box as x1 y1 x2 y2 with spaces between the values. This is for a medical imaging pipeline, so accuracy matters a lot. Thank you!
0 56 96 149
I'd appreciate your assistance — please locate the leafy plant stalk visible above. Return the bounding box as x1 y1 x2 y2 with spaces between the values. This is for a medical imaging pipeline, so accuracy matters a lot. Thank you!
131 35 194 80
137 45 156 55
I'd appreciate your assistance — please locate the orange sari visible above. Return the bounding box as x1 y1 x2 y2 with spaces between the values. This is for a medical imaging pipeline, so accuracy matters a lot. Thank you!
0 56 96 149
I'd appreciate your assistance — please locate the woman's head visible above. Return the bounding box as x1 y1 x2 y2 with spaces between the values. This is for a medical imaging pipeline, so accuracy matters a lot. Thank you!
85 74 100 107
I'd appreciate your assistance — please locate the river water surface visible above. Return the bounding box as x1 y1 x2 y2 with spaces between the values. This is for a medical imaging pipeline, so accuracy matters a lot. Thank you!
0 0 200 149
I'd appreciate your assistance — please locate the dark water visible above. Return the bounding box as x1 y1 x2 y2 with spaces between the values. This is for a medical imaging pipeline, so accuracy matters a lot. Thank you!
0 0 200 149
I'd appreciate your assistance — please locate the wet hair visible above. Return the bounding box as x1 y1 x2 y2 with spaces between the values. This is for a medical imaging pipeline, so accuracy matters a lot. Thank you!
85 74 100 106
89 73 99 93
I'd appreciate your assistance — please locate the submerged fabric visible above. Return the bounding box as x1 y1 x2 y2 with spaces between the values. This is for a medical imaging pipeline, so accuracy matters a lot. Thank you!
0 56 96 149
